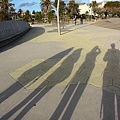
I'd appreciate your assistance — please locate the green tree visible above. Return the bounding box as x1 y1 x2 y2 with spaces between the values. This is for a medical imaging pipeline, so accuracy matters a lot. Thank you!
9 6 15 19
40 0 52 22
9 6 15 13
18 9 23 17
47 10 55 23
104 1 120 8
90 1 98 16
35 11 44 22
32 10 35 15
67 0 79 18
53 0 66 17
0 0 14 21
53 0 57 8
40 0 51 14
104 1 120 17
23 10 32 22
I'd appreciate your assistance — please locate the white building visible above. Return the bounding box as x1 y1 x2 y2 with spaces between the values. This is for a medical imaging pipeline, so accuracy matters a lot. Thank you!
78 3 89 14
98 1 107 8
78 1 107 15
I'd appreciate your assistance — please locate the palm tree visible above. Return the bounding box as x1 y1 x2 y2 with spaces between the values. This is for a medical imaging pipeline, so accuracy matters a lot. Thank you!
41 0 51 14
18 8 23 17
104 1 120 17
32 10 35 15
40 0 51 22
35 11 44 22
0 0 14 21
1 0 14 12
53 0 66 17
90 1 98 16
9 6 16 19
67 0 79 18
9 6 15 13
47 10 55 23
23 10 32 22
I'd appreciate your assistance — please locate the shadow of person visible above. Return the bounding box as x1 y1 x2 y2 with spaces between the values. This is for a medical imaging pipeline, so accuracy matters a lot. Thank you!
1 48 82 120
50 46 101 120
100 43 120 120
0 48 73 104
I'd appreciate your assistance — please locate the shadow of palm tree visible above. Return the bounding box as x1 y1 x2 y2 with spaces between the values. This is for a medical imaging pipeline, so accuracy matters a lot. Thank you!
0 27 45 53
100 43 120 120
0 48 73 104
50 46 101 120
1 48 82 120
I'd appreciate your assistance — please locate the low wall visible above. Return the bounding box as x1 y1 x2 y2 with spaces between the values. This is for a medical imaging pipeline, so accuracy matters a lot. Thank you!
0 20 31 47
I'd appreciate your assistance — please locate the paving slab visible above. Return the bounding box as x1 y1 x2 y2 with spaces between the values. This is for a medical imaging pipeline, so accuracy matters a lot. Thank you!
0 18 120 120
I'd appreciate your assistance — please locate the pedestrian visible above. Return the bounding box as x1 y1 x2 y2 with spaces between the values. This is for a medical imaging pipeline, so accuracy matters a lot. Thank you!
74 15 77 25
104 10 108 19
80 15 83 24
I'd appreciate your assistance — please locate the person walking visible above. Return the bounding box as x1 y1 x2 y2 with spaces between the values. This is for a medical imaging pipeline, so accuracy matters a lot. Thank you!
80 14 83 24
74 15 77 25
104 10 108 19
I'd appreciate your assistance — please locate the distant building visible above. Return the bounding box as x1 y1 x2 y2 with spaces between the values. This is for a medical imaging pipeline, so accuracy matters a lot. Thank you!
78 3 93 15
78 1 107 15
78 3 89 14
98 1 107 8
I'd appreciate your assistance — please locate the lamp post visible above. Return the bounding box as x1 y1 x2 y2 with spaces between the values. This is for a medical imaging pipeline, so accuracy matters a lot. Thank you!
89 5 92 21
57 0 61 35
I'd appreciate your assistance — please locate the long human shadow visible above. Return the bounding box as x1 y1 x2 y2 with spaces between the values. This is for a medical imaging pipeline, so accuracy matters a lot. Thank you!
0 27 45 53
50 46 101 120
100 43 120 120
1 48 82 120
0 48 73 104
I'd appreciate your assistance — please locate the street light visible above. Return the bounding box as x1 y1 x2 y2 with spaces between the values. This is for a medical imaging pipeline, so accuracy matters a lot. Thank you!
57 0 61 35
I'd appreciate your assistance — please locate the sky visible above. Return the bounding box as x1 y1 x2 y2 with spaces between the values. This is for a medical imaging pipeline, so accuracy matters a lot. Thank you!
12 0 120 13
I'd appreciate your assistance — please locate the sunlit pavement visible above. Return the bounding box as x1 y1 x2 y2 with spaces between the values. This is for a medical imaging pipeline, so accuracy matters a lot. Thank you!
0 18 120 120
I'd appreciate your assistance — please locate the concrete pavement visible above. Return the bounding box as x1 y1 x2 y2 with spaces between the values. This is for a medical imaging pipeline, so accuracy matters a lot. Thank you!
0 18 120 120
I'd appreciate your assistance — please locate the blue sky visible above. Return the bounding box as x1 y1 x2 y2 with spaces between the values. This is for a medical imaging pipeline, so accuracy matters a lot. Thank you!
12 0 87 12
12 0 119 13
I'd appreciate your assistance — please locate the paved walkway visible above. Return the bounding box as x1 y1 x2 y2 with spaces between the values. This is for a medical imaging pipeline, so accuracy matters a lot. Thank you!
0 18 120 120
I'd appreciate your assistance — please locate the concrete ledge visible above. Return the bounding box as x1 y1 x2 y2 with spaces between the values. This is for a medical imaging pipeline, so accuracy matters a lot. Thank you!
0 20 31 47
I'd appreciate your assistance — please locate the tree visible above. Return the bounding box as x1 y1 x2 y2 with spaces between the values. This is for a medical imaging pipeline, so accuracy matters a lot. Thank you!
0 0 14 21
35 11 44 22
32 10 35 15
1 0 14 11
23 10 32 22
47 10 55 23
40 0 53 22
104 1 120 17
40 0 51 14
53 0 66 17
90 1 98 16
104 1 120 8
18 8 23 17
67 0 79 18
9 6 15 13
